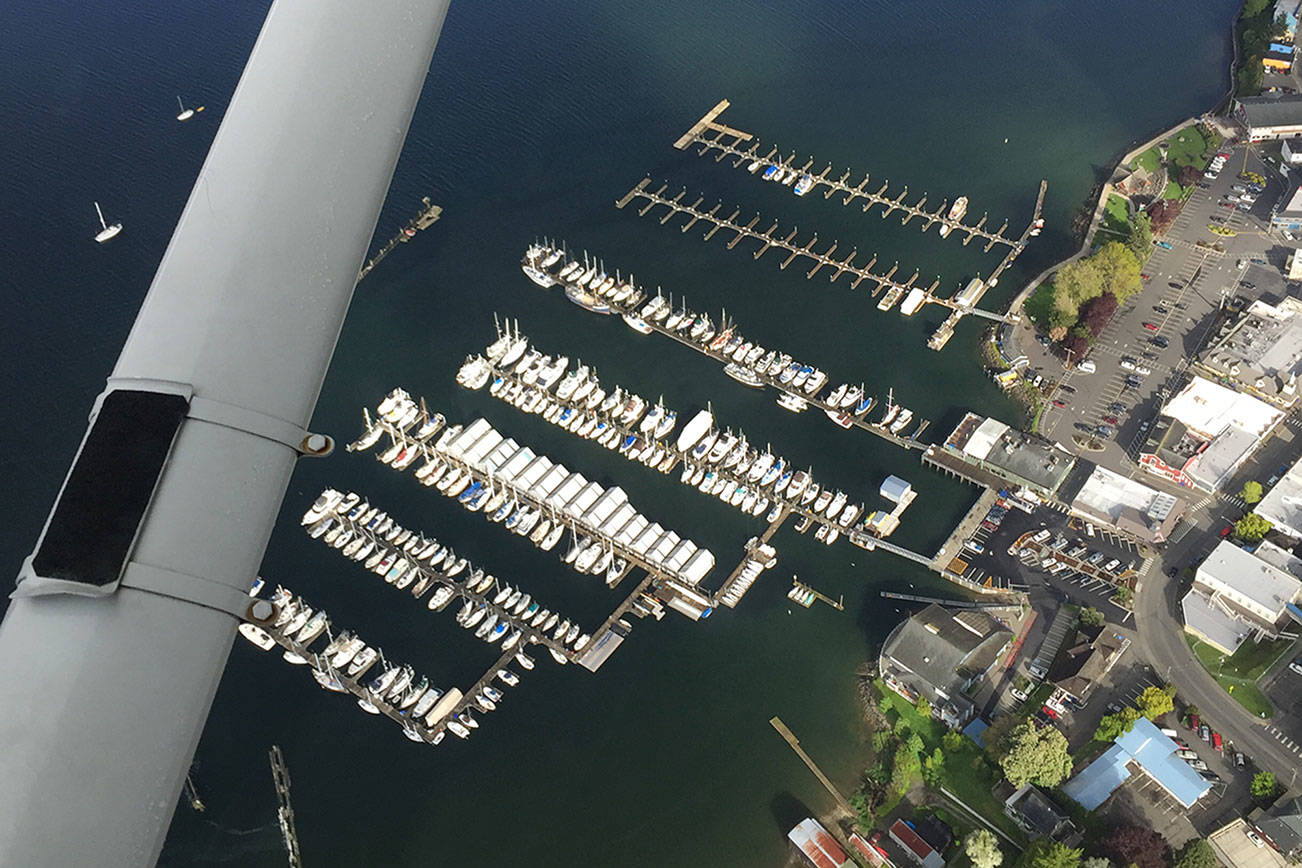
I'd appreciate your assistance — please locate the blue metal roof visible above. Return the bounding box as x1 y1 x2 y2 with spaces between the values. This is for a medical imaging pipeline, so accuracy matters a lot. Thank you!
1062 718 1211 810
1272 43 1295 54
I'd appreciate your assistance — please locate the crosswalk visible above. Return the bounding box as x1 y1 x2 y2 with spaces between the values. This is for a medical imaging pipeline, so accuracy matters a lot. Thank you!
1268 725 1302 756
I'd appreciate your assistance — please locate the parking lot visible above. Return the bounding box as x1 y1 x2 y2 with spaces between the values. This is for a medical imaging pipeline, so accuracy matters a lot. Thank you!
1029 143 1292 481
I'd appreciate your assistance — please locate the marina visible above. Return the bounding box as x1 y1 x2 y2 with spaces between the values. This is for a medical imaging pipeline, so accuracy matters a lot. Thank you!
240 583 471 744
350 388 723 619
520 243 931 448
614 176 1046 345
459 325 913 551
673 100 1036 252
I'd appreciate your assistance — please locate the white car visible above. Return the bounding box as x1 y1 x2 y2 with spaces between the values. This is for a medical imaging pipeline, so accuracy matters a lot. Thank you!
1104 558 1121 571
1077 359 1096 373
1290 658 1302 676
1120 358 1136 371
1135 364 1152 376
1032 529 1052 543
1010 687 1029 702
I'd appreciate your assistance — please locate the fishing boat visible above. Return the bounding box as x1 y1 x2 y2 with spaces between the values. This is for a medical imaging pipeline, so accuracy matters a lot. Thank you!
776 393 808 413
793 173 814 196
724 362 764 388
92 201 122 243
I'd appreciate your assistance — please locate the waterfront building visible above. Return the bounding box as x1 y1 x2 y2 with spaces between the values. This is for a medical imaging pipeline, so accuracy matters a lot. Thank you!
1194 298 1302 410
1283 137 1302 165
879 604 1012 728
942 413 1075 497
1277 0 1301 41
1068 464 1185 544
1062 717 1211 810
787 818 852 868
1274 186 1302 232
1264 49 1294 73
1181 539 1302 654
888 819 944 868
1235 93 1302 141
1138 376 1284 491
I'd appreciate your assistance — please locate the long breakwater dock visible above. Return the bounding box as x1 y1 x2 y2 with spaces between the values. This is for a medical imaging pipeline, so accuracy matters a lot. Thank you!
357 195 442 282
521 244 929 448
675 99 1034 253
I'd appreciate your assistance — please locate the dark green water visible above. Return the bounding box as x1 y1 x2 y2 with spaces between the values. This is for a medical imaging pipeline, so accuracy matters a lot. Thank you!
0 0 1237 864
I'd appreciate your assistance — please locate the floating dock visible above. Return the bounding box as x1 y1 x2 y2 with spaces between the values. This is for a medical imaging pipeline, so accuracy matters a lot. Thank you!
614 177 1022 327
357 195 442 282
520 244 931 448
673 100 1038 253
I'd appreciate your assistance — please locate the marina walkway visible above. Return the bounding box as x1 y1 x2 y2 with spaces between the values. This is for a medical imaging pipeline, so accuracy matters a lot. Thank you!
616 177 1020 325
674 100 1029 253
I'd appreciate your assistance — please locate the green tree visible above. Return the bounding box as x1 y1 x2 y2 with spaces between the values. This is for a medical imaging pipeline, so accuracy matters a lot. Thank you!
1127 211 1153 261
1236 513 1273 543
849 791 875 833
1252 771 1280 800
1079 606 1105 627
1093 241 1144 302
942 730 966 753
999 720 1073 788
906 732 924 757
965 829 1004 868
1094 707 1141 742
1173 839 1218 868
915 694 932 718
922 748 946 787
890 742 921 798
1241 481 1263 504
1018 839 1082 868
1244 0 1270 15
1136 685 1176 720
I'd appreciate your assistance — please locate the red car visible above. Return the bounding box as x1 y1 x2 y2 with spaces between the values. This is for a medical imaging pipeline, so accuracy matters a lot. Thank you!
1219 525 1233 538
1142 322 1159 332
1189 713 1201 730
1053 399 1067 408
1212 732 1223 751
1141 273 1151 280
1102 415 1119 425
1041 704 1059 720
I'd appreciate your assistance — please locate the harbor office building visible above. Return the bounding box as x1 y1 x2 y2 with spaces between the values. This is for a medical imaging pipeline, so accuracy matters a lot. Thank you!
1068 465 1185 545
940 413 1075 499
879 603 1012 728
1182 539 1302 655
1235 94 1302 142
1138 376 1284 491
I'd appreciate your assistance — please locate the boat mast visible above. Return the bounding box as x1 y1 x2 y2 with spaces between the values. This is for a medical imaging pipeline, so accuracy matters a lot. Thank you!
94 201 107 231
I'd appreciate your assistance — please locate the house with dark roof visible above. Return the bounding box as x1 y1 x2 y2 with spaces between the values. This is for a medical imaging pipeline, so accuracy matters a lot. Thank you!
1053 631 1129 706
880 604 1013 728
1005 784 1075 840
1254 797 1302 861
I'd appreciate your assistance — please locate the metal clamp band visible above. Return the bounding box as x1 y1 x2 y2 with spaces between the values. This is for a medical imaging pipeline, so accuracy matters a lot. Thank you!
188 396 333 457
118 562 259 620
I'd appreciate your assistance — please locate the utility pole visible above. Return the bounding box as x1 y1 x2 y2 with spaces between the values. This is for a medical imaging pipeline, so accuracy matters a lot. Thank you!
269 745 303 868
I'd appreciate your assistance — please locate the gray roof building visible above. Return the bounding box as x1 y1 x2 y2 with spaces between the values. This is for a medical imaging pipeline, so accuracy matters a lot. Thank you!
1254 454 1302 539
1005 784 1075 840
1255 797 1302 861
944 413 1075 496
880 604 1013 728
1237 94 1302 140
1194 297 1302 409
1054 632 1129 704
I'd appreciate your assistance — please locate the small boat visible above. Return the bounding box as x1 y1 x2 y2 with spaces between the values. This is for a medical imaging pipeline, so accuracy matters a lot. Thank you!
724 362 764 388
175 95 200 122
515 651 536 670
446 721 471 739
92 201 122 243
497 669 520 687
794 173 814 196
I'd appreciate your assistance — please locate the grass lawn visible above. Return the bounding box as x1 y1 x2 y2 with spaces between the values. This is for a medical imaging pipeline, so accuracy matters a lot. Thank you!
1163 180 1186 201
1164 126 1210 169
874 681 1028 843
1131 147 1160 174
1023 282 1056 325
1186 636 1291 719
1102 194 1130 235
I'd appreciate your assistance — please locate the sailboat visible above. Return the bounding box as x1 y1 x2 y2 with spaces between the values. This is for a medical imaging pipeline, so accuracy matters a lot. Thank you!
176 96 204 122
93 202 122 243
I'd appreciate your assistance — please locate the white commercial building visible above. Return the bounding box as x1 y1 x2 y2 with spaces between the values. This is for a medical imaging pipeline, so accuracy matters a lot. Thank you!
1197 297 1302 409
1069 465 1185 543
1139 376 1284 491
1182 539 1302 653
1256 455 1302 540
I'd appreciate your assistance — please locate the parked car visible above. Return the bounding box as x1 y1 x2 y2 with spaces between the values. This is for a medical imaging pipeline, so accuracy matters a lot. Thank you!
1051 537 1070 551
1106 701 1123 713
1052 399 1067 408
1212 732 1223 751
1252 257 1267 264
1157 241 1173 249
1096 424 1115 437
1246 829 1266 848
963 540 985 554
1067 545 1088 558
1241 281 1256 289
1010 687 1028 702
1200 723 1211 742
1103 558 1121 571
1168 281 1182 289
1120 358 1137 371
1187 758 1209 771
1135 364 1152 376
1109 402 1126 414
1177 749 1199 760
1151 336 1170 348
1087 552 1106 565
1077 359 1096 373
1142 321 1160 332
1032 529 1052 543
1102 415 1119 426
1059 384 1075 394
1235 752 1246 769
1290 658 1302 676
980 520 998 532
1153 305 1169 314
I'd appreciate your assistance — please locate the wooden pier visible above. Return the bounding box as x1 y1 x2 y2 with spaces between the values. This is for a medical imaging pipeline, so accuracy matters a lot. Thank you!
713 507 789 607
769 716 855 816
674 101 1036 253
269 746 303 868
615 177 1016 325
790 576 844 611
357 195 442 282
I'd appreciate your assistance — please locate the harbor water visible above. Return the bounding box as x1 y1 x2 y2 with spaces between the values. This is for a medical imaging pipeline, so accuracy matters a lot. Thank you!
0 0 1237 864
